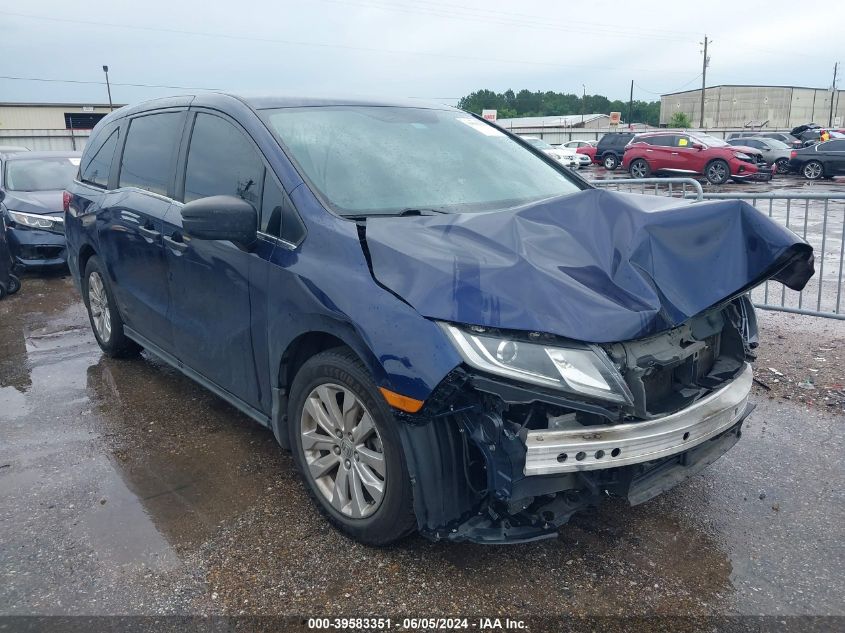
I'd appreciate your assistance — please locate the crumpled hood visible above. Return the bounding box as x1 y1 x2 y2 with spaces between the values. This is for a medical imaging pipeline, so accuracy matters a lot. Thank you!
2 191 63 216
363 189 814 343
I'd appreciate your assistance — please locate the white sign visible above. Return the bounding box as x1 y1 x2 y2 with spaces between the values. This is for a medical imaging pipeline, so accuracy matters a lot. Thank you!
82 106 94 112
609 111 622 127
835 116 842 127
481 109 497 122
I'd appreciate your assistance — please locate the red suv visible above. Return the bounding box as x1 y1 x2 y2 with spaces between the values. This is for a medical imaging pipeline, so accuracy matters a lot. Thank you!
622 132 773 184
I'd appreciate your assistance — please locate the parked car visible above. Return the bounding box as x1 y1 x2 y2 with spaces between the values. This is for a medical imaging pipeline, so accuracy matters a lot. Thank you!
623 131 772 184
595 132 636 170
789 138 845 179
521 136 579 168
65 94 813 545
0 151 81 269
0 195 22 299
726 131 802 149
560 140 596 149
726 137 792 173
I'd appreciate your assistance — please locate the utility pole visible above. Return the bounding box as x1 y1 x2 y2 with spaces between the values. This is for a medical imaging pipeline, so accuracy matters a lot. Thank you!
699 35 709 128
581 84 586 125
628 79 634 125
829 62 839 127
103 65 113 111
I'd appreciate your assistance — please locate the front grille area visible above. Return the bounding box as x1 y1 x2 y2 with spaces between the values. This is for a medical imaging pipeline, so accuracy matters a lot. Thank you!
604 301 750 420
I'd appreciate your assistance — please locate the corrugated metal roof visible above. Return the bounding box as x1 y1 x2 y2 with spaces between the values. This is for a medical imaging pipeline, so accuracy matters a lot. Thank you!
496 114 611 127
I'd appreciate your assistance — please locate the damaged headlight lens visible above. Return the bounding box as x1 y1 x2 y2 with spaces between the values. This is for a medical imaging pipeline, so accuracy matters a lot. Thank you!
440 323 633 405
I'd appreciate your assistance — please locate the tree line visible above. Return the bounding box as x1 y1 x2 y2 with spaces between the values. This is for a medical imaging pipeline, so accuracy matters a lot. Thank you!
457 89 662 126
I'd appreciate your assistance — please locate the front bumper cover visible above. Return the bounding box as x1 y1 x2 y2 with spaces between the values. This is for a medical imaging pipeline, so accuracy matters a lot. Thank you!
7 226 67 268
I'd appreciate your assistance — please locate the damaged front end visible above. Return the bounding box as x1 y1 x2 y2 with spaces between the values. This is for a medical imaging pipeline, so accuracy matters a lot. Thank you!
398 296 758 544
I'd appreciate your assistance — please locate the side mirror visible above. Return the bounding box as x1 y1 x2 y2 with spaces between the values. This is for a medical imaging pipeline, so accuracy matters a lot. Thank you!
181 195 257 244
691 142 705 150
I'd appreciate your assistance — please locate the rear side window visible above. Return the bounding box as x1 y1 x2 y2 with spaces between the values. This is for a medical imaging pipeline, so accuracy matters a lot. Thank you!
183 113 264 206
119 112 183 196
644 135 675 147
80 128 119 188
824 140 845 151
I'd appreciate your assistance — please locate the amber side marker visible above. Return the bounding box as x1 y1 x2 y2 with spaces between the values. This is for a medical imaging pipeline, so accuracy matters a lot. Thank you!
378 387 424 413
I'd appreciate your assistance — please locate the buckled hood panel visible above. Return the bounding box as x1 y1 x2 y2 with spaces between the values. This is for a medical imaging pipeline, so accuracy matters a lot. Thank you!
364 189 814 343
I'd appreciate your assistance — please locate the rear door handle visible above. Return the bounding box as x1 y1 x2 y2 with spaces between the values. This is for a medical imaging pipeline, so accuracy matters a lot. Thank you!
137 225 160 240
671 152 679 155
163 234 188 253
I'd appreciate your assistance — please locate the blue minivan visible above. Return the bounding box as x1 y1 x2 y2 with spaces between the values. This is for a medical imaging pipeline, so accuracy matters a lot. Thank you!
66 94 813 544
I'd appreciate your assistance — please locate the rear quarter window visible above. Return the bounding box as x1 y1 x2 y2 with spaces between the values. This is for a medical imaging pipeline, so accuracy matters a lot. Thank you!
80 127 119 188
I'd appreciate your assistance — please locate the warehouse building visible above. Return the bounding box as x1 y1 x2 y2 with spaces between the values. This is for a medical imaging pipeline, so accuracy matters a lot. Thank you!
0 102 121 150
660 85 845 129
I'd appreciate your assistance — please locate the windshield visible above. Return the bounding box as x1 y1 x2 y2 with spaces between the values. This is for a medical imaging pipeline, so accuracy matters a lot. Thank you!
262 106 581 216
4 156 79 191
695 134 728 147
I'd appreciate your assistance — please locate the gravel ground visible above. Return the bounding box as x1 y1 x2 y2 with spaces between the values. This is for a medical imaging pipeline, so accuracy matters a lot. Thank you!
1 276 843 628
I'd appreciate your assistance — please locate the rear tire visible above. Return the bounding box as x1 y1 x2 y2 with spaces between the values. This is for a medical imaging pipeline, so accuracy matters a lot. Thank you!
705 159 730 185
603 153 619 170
629 158 651 178
288 347 416 545
6 275 20 295
802 161 824 180
775 158 790 174
82 256 141 358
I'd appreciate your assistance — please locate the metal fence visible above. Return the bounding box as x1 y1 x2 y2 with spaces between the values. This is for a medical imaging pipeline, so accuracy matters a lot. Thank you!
590 178 845 320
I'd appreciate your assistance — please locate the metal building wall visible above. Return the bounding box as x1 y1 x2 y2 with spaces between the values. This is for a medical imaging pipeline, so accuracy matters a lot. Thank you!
0 105 113 130
660 86 845 128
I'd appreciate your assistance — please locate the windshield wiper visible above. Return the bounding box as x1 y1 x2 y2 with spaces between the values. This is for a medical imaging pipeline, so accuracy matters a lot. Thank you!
395 208 447 216
346 208 448 220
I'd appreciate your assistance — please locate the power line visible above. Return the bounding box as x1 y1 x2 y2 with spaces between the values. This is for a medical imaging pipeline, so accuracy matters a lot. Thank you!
633 74 703 96
0 11 696 75
313 0 693 42
0 75 220 91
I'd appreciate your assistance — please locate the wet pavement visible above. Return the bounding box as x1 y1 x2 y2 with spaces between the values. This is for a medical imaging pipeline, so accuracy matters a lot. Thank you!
1 275 844 620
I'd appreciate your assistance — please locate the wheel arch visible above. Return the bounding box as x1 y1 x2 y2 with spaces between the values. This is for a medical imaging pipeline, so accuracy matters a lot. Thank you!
271 324 387 449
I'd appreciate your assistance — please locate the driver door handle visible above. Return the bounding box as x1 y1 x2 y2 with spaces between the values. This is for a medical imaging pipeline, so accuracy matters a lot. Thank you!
137 225 160 240
163 234 188 253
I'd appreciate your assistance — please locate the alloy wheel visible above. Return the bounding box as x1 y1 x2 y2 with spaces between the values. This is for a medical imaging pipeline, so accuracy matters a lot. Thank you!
803 162 823 180
87 272 112 342
630 160 649 178
707 161 728 184
775 158 790 174
300 383 386 518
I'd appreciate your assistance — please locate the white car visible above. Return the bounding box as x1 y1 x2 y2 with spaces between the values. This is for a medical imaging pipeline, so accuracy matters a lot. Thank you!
521 136 580 168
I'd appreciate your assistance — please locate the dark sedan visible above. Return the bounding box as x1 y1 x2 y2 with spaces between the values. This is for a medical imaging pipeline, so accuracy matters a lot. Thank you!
0 151 80 268
789 139 845 179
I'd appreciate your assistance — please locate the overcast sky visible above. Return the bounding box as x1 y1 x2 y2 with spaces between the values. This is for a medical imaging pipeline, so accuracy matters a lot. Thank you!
1 0 841 107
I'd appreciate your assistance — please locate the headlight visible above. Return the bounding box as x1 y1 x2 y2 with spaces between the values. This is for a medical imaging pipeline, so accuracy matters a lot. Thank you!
734 152 751 160
440 323 633 405
6 210 64 233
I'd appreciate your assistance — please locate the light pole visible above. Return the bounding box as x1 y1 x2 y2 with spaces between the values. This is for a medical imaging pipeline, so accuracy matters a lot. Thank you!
103 65 113 111
581 84 586 125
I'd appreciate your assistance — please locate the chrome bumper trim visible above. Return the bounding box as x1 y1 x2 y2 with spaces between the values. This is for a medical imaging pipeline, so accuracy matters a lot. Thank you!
523 364 753 475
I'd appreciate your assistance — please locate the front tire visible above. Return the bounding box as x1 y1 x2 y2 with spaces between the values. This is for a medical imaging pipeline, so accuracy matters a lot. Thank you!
82 256 141 357
603 153 619 170
288 347 416 545
705 159 730 185
629 158 651 178
775 158 790 174
802 161 824 180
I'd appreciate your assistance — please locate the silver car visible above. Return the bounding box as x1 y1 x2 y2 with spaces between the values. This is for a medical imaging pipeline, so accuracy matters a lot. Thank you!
726 137 793 174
